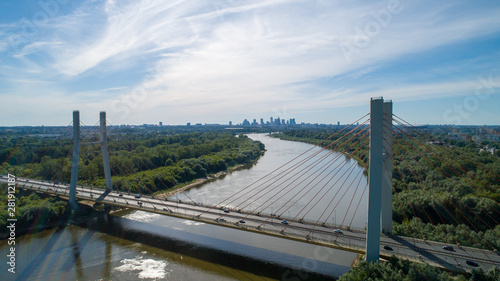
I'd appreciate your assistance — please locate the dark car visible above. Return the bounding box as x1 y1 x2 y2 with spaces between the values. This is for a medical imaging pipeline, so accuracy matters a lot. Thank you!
466 260 479 267
135 194 141 199
383 245 393 251
442 245 454 251
239 219 246 224
224 210 230 213
281 220 289 225
118 194 123 197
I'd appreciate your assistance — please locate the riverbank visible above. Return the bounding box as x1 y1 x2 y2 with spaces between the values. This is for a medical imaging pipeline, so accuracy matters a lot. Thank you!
156 161 259 198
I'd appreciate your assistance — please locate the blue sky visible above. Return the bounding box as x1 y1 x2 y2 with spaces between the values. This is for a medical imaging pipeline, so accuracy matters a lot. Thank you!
1 0 499 126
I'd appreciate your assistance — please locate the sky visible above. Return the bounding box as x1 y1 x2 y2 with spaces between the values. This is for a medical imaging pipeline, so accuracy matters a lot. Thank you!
0 0 499 126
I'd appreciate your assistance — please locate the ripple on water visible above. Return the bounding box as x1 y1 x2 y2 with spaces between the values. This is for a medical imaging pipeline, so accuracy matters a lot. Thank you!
182 220 204 226
122 211 162 223
114 255 169 279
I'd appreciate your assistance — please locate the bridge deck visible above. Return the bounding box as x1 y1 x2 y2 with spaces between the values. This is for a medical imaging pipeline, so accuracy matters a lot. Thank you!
2 175 499 273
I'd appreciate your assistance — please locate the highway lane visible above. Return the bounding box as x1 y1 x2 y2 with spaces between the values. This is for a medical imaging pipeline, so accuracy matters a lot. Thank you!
2 175 499 272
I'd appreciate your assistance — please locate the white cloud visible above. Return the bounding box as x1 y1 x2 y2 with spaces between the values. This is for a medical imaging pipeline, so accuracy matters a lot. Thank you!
1 0 500 125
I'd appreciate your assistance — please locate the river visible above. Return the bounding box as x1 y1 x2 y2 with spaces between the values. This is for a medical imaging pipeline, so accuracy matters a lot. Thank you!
1 134 367 280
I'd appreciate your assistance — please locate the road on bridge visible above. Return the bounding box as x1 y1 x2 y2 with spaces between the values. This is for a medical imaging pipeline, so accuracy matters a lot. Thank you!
2 175 499 273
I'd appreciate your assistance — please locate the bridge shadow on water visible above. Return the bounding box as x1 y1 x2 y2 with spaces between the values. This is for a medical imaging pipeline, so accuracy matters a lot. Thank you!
81 213 346 281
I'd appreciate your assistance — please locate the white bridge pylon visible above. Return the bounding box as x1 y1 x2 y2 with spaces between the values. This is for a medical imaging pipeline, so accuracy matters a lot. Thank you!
366 97 393 262
69 111 113 209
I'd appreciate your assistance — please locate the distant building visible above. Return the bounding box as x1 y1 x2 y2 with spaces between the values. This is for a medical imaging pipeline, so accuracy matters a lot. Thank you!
242 119 250 126
229 121 232 126
187 122 191 126
260 118 264 125
159 122 163 127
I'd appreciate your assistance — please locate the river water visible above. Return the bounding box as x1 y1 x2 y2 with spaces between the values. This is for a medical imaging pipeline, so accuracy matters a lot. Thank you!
178 134 368 229
0 134 366 280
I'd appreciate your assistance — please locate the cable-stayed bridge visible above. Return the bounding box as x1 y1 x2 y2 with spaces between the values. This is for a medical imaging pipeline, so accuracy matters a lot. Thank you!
1 97 499 273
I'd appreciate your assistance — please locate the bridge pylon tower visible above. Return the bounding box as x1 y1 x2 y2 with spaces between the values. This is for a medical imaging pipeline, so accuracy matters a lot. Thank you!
381 100 393 234
69 111 80 210
365 97 393 262
69 111 113 210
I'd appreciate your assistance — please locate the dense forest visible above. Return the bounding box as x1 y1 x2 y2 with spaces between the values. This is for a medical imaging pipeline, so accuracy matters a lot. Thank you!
0 131 265 231
1 131 264 191
274 128 500 251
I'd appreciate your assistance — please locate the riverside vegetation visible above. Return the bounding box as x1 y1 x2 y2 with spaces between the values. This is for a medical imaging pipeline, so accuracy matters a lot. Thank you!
272 129 499 250
0 131 265 233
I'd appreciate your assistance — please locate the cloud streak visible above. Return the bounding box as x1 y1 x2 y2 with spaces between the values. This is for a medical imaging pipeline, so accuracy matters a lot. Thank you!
1 0 500 125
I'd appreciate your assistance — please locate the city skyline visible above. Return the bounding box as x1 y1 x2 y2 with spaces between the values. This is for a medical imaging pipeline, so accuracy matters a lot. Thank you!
1 1 500 126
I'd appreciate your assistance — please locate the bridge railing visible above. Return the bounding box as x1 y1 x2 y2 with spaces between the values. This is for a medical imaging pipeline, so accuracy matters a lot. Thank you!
190 200 368 234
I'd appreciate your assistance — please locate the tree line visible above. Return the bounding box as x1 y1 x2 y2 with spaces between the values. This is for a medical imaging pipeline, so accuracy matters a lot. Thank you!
1 131 264 190
0 131 265 231
273 128 500 250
